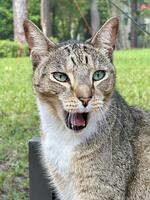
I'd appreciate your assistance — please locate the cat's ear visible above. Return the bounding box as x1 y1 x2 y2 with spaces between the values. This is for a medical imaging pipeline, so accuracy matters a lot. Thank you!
89 17 119 59
23 19 56 68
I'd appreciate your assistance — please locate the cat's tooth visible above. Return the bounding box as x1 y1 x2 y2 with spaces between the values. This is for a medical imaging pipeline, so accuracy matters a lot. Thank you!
83 123 86 127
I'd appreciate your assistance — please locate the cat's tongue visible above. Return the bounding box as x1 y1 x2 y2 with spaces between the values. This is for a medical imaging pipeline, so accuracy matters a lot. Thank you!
70 113 86 127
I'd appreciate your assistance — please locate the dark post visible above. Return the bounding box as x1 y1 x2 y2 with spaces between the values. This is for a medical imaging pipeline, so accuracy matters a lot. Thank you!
29 137 58 200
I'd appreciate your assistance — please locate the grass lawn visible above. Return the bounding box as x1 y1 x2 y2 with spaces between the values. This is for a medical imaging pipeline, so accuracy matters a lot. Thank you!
0 49 150 199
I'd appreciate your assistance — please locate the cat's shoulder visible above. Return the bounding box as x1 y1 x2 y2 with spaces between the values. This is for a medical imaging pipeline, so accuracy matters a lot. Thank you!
131 106 150 133
131 107 150 160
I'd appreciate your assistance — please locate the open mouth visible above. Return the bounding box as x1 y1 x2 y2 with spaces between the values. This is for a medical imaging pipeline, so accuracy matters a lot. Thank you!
65 111 89 131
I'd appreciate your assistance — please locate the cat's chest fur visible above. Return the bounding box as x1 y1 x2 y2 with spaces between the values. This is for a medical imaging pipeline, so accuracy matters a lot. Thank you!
41 129 78 176
38 99 82 175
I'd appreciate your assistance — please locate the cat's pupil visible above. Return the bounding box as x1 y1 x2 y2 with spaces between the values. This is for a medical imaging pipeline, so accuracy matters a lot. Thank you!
97 73 100 78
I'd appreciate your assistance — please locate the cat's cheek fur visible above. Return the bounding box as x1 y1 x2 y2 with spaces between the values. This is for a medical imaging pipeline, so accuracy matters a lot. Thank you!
95 76 115 102
33 78 66 96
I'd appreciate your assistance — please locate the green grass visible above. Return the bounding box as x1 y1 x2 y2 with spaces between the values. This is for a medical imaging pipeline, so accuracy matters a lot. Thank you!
0 58 39 199
114 49 150 109
0 49 150 199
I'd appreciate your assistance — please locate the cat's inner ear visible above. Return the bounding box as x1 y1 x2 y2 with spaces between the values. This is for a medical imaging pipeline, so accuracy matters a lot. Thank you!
23 19 56 68
89 17 119 59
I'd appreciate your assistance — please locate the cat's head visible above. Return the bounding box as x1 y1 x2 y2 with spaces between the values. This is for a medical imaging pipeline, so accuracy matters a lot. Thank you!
24 17 119 132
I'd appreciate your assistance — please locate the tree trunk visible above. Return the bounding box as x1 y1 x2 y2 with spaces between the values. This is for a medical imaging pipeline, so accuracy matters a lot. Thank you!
131 0 137 48
13 0 28 43
90 0 100 35
41 0 52 37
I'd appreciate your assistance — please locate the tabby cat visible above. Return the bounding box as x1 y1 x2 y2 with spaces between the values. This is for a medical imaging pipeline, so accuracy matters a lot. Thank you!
24 17 150 200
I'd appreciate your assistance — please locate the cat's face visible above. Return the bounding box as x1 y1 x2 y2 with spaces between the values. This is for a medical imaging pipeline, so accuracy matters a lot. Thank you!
24 17 119 132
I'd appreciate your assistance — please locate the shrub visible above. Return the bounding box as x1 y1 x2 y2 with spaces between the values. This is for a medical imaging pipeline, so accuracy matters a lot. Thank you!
0 40 29 58
0 37 58 58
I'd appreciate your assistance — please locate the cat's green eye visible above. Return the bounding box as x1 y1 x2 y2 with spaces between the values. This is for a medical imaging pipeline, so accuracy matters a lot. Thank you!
93 70 106 81
53 72 69 82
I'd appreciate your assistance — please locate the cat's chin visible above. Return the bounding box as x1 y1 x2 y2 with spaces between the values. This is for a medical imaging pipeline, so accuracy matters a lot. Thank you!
64 111 89 132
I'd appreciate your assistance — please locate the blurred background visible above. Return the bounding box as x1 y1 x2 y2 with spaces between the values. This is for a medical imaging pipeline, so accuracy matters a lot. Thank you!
0 0 150 57
0 1 150 200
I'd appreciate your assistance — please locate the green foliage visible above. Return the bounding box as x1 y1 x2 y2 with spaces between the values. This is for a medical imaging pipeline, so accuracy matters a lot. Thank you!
28 0 41 28
0 49 150 199
0 0 149 45
51 0 109 41
97 0 109 25
0 40 28 58
0 0 110 42
51 0 90 41
140 8 150 16
0 0 13 39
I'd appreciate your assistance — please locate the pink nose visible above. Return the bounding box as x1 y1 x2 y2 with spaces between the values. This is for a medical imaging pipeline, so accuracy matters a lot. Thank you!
78 96 92 107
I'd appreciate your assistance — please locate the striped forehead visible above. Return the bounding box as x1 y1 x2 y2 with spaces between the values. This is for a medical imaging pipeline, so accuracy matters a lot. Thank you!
58 43 95 71
47 43 112 75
